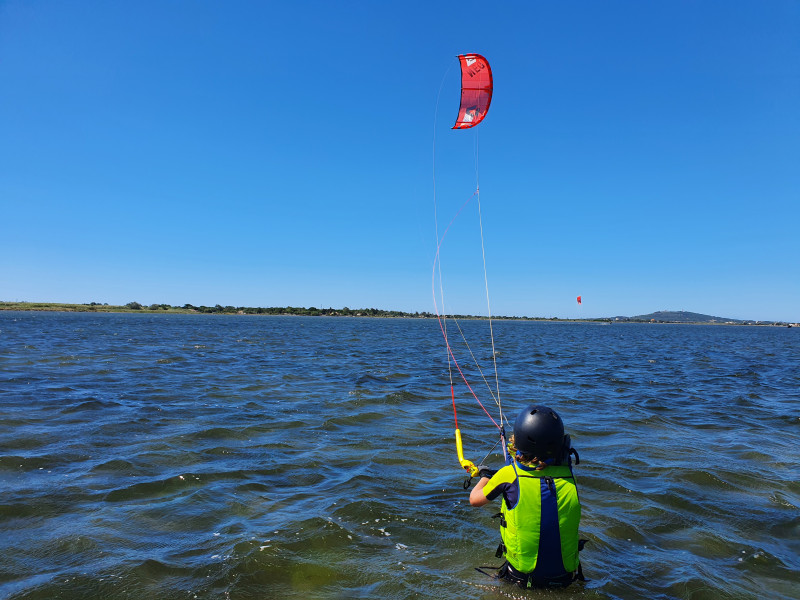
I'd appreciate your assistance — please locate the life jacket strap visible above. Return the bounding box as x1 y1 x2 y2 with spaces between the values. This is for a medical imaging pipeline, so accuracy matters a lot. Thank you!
494 542 505 558
474 565 503 580
516 473 574 480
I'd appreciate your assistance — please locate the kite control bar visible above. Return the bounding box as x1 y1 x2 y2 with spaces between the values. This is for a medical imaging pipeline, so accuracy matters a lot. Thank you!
455 428 479 477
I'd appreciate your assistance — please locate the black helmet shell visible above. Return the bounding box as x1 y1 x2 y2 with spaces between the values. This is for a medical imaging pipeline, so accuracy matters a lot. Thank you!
513 405 566 462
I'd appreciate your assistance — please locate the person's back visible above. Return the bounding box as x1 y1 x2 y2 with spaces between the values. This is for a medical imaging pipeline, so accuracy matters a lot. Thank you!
469 405 583 588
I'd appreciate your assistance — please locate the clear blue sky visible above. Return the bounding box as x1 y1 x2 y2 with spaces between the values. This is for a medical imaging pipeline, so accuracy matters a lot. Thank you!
1 1 798 321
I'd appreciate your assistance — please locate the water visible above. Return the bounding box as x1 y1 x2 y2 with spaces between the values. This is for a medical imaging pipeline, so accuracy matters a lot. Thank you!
1 312 798 600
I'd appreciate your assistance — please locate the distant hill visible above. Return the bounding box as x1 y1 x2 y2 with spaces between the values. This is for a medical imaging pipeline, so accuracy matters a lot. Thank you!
625 310 744 323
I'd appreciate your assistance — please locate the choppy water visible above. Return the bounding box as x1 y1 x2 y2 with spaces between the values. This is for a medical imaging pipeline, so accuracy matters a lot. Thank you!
0 312 798 600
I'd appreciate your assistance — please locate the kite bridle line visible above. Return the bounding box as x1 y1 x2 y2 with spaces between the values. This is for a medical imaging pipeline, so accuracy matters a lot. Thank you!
432 61 459 465
431 185 509 479
431 207 500 478
449 315 501 406
474 130 506 438
475 142 511 469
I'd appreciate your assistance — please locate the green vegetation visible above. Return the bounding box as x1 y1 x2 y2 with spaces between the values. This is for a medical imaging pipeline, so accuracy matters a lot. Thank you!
0 301 189 313
0 301 550 320
0 302 788 325
0 301 433 317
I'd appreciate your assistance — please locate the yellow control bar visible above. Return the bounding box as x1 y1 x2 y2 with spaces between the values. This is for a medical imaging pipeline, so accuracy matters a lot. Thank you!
455 428 478 477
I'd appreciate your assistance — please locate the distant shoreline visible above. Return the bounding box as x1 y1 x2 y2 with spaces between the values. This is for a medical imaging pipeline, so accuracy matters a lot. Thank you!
0 301 560 320
1 302 793 326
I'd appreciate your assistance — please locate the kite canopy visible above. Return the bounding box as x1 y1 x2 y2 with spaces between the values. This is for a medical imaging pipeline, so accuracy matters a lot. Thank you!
577 296 582 305
452 53 493 129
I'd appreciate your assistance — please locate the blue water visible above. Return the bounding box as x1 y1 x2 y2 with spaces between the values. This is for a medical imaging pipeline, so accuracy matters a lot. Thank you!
1 312 798 599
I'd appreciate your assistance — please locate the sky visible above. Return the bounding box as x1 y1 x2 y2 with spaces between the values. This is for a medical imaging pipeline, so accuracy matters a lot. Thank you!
1 1 798 321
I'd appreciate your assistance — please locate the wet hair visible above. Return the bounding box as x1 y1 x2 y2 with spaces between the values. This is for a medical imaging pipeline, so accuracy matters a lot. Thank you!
508 434 548 471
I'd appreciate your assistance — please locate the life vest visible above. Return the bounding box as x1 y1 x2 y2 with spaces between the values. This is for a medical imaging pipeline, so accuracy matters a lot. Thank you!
482 462 581 581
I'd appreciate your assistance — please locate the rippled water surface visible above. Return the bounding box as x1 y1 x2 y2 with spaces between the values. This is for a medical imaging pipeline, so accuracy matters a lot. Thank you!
1 312 798 600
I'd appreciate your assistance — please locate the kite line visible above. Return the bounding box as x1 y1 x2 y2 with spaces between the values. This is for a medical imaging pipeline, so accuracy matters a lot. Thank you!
432 53 509 480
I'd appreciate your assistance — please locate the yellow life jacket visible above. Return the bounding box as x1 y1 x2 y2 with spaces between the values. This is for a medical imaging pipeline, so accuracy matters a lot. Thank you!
482 462 581 577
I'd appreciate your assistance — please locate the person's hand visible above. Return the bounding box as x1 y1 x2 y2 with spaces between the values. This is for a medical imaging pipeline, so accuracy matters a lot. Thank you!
476 465 496 479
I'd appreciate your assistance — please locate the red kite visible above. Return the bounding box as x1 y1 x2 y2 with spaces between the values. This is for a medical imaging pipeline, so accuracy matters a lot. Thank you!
453 54 493 129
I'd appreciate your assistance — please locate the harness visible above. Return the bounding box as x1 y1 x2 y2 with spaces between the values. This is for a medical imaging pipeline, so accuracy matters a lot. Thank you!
476 538 588 589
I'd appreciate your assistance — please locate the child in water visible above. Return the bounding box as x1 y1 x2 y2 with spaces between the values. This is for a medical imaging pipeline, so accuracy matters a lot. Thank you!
469 404 584 588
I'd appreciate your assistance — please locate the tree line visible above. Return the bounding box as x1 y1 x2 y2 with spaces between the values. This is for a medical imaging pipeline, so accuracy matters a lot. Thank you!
122 302 546 320
124 302 439 318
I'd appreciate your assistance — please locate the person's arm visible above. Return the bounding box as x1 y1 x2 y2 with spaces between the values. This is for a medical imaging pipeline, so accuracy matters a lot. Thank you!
469 476 491 507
